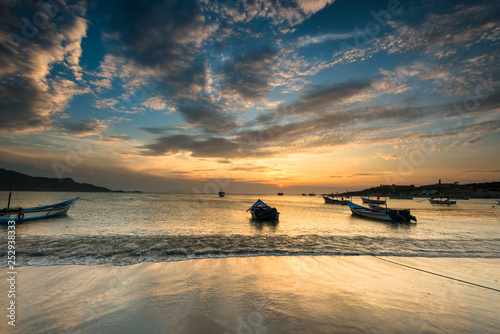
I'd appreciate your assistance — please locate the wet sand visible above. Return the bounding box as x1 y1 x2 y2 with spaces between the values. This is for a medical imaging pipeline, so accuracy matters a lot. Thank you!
1 256 499 333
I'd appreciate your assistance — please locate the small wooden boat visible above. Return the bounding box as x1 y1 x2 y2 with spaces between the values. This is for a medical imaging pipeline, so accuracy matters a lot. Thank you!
429 197 456 204
389 195 413 200
346 201 416 223
361 197 386 205
323 195 347 205
247 199 279 220
0 197 79 223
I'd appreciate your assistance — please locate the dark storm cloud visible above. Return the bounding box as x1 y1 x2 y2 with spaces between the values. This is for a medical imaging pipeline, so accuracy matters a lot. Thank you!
139 134 239 157
220 45 278 100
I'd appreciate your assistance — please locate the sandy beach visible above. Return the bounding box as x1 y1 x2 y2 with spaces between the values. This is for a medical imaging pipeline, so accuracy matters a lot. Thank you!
1 256 499 333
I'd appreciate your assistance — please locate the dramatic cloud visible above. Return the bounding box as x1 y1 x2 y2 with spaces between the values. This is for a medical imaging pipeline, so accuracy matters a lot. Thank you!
204 0 333 27
335 3 500 67
61 119 110 137
1 0 499 190
221 45 278 101
98 0 241 133
0 0 89 132
139 134 239 158
175 97 239 133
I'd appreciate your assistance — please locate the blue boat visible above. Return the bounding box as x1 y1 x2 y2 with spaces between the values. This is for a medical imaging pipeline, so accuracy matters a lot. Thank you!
0 197 78 223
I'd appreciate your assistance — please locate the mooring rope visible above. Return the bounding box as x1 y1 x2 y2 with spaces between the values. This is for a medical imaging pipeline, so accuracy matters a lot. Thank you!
374 256 500 293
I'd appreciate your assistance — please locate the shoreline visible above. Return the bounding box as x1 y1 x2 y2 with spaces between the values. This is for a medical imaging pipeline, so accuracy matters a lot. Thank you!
1 256 499 333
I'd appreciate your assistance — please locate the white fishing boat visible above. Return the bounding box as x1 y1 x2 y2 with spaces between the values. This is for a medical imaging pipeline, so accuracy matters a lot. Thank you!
346 201 416 223
0 196 78 223
246 199 279 220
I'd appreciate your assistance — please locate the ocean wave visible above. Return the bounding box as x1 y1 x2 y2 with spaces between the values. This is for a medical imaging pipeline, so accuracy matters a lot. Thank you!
2 234 500 267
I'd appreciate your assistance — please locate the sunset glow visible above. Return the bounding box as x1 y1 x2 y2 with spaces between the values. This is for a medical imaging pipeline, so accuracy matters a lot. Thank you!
1 0 499 193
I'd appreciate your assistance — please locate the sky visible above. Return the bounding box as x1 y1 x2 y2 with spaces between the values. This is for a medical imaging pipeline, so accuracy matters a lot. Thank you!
0 0 499 193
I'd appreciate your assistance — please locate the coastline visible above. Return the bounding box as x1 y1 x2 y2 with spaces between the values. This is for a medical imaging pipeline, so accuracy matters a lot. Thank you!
1 256 499 333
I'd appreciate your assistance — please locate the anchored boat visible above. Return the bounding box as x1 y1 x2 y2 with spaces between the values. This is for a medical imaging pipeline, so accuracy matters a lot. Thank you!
346 200 416 223
0 196 79 223
247 199 279 221
361 197 386 205
323 195 347 205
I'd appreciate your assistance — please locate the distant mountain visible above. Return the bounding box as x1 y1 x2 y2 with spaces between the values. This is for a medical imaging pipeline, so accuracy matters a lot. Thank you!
0 168 113 192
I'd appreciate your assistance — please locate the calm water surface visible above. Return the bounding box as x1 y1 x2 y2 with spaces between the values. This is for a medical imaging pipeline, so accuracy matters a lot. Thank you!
1 192 499 266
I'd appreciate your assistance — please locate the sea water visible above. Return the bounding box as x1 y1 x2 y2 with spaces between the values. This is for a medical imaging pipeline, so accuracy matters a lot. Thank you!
1 192 499 267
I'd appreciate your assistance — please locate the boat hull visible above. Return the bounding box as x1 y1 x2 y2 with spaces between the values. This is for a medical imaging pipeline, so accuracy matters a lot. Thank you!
247 199 279 221
361 197 386 204
346 201 416 223
250 211 280 220
347 201 393 221
323 196 346 205
0 198 78 223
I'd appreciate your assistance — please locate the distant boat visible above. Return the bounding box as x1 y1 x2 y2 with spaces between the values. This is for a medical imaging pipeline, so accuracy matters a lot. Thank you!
302 194 307 196
0 196 79 223
323 195 347 205
277 192 284 196
361 197 386 205
389 195 413 200
346 201 416 223
218 190 225 197
308 193 315 196
247 199 279 221
429 197 456 204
